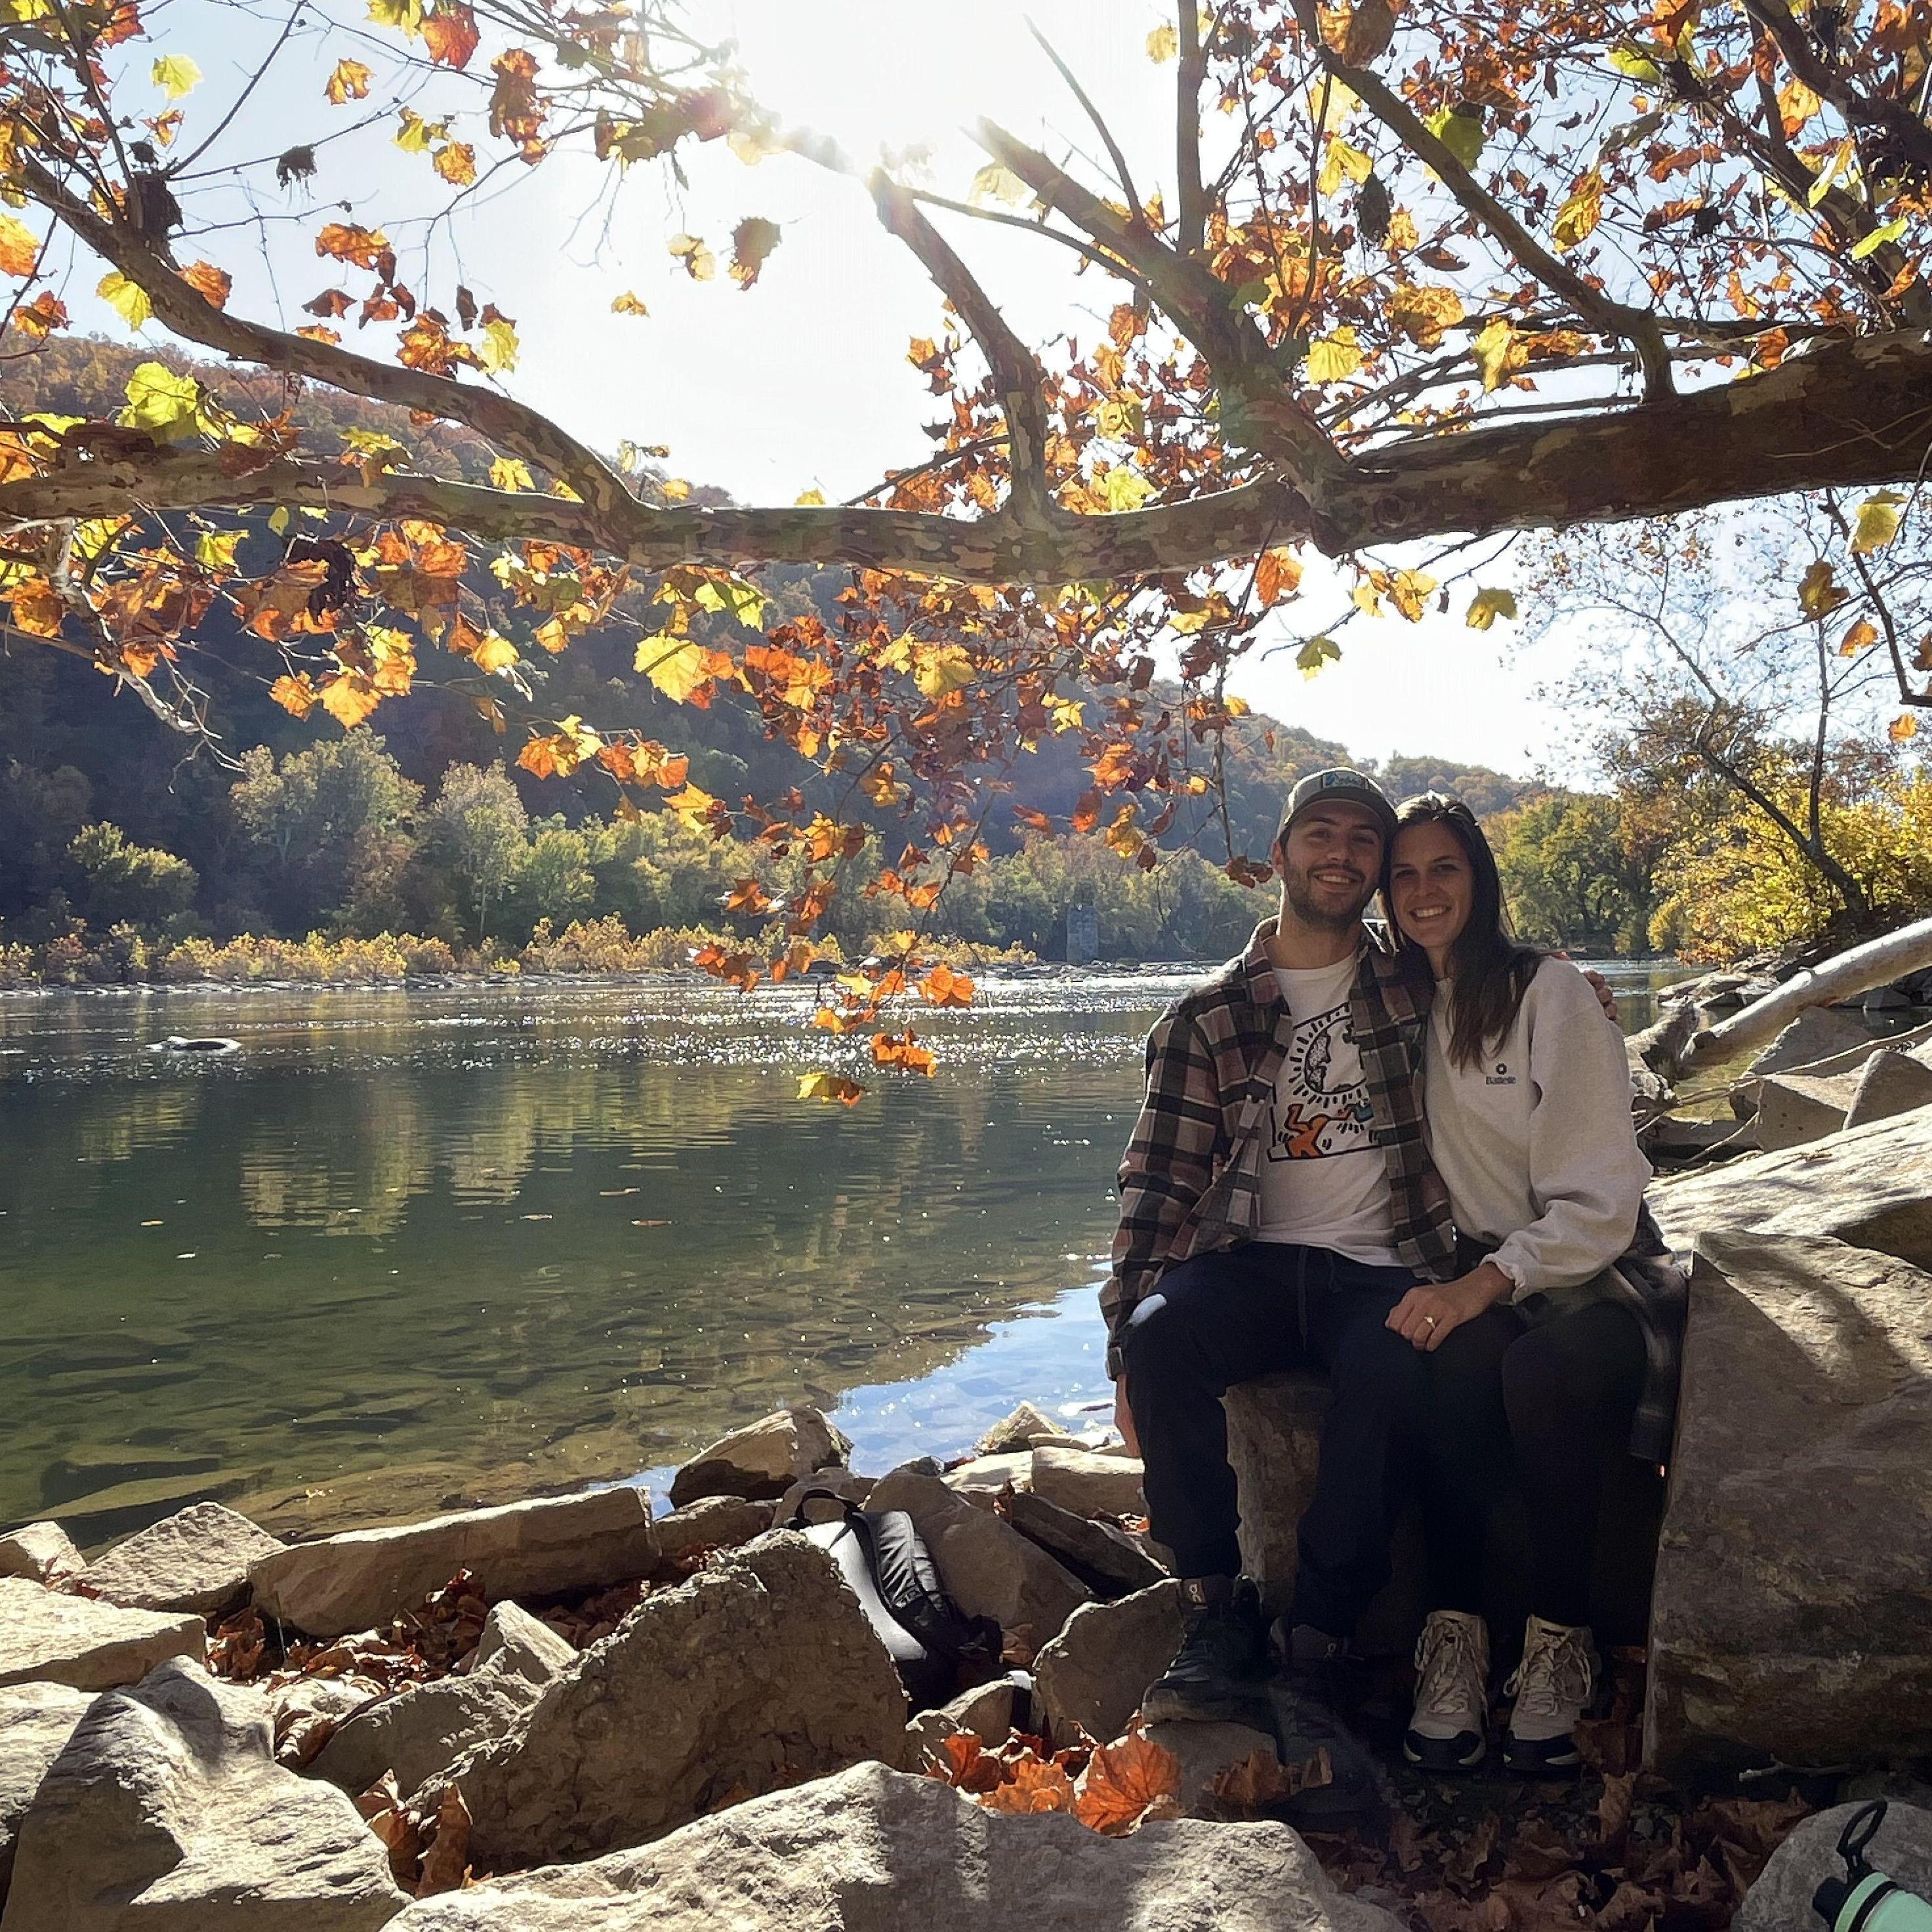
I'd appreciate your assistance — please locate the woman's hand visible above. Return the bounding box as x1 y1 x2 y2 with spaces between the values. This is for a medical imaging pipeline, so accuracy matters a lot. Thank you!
1113 1377 1141 1457
1386 1261 1514 1351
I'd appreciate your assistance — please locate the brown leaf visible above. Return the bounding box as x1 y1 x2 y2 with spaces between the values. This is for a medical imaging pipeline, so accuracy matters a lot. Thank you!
1449 1812 1501 1884
1573 1715 1640 1777
1597 1771 1636 1847
358 1773 423 1890
415 1784 471 1897
1595 1880 1666 1932
982 1756 1076 1814
1206 1746 1296 1813
1504 1814 1582 1882
1072 1727 1181 1835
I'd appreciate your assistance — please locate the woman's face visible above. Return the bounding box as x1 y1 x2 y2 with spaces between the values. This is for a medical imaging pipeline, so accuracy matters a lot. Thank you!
1389 821 1475 956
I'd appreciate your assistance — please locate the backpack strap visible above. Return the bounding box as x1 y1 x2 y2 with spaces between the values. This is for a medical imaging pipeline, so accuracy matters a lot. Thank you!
783 1486 866 1532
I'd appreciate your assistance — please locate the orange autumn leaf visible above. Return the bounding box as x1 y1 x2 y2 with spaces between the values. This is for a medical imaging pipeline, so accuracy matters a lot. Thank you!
434 142 478 188
9 577 65 637
325 58 373 104
12 290 68 339
981 1756 1077 1815
1012 805 1054 833
315 222 390 269
796 1071 867 1106
724 878 773 915
318 670 381 727
270 672 318 718
180 260 231 310
1072 1728 1183 1836
919 964 975 1008
0 213 41 279
423 2 480 68
871 1031 937 1077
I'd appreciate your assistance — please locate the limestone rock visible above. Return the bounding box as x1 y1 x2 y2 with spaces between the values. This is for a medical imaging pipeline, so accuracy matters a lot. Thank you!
773 1469 872 1527
943 1452 1031 1508
650 1496 774 1571
387 1758 1406 1932
1030 1444 1146 1520
80 1501 285 1616
0 1578 203 1693
1754 1070 1859 1150
310 1661 543 1799
3 1658 407 1930
1145 1717 1286 1815
1654 1107 1932 1271
975 1401 1060 1455
1735 1802 1932 1932
470 1601 574 1683
250 1485 656 1639
0 1525 81 1588
666 1405 851 1508
421 1531 909 1873
0 1682 91 1906
1748 1007 1874 1077
1033 1580 1182 1745
1645 1235 1932 1777
1844 1047 1932 1131
1007 1489 1168 1598
865 1465 1088 1662
270 1674 385 1771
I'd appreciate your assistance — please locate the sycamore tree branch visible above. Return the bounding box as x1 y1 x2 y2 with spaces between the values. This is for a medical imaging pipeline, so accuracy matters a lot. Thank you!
1285 0 1677 400
16 154 636 519
869 173 1056 522
973 118 1353 497
1027 22 1143 219
1176 1 1210 256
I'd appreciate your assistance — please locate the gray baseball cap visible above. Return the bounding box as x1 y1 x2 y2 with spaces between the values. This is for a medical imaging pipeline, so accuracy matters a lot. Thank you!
1278 767 1397 840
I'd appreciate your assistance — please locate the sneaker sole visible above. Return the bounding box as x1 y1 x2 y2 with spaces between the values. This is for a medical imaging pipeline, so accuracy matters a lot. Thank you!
1404 1727 1486 1771
1503 1737 1582 1774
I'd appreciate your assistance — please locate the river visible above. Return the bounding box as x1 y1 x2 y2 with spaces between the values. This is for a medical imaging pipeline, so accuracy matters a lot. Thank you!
0 962 1693 1546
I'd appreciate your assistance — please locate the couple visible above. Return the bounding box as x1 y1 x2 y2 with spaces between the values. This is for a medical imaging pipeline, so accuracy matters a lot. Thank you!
1104 768 1683 1796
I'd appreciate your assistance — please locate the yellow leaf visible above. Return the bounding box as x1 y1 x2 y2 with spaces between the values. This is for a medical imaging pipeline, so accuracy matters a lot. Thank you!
97 272 152 330
913 644 974 699
1304 327 1363 384
0 213 39 278
489 455 533 492
1471 317 1515 392
325 58 373 104
666 781 720 822
1387 283 1464 348
794 487 825 506
151 54 202 100
1466 586 1519 629
970 164 1030 207
118 361 203 442
194 531 240 571
1797 559 1848 619
1777 77 1820 137
1851 491 1905 556
434 142 477 187
1096 465 1154 512
472 629 518 672
1890 713 1920 742
1552 169 1604 251
668 233 716 281
1387 567 1436 622
478 316 519 372
640 636 712 703
798 1071 867 1106
319 672 381 728
269 672 317 718
611 291 649 316
1838 617 1878 657
1145 22 1178 61
1317 136 1374 198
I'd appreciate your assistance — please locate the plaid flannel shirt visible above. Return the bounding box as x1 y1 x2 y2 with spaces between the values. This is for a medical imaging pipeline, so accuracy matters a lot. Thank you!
1101 919 1454 1378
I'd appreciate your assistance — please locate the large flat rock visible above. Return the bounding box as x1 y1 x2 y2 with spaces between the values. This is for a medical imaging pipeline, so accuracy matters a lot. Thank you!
1645 1234 1932 1778
666 1405 851 1508
419 1531 908 1874
0 1578 203 1693
0 1682 92 1908
1654 1107 1932 1269
388 1759 1405 1932
0 1527 81 1588
250 1486 656 1638
81 1501 286 1616
1033 1581 1182 1744
3 1658 407 1930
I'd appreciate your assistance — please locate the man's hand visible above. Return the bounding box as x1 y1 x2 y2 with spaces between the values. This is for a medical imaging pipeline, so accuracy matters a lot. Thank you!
1557 952 1618 1023
1113 1377 1141 1457
1386 1261 1513 1351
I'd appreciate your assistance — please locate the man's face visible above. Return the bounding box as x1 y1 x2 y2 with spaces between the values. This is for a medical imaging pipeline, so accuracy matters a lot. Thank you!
1274 802 1385 932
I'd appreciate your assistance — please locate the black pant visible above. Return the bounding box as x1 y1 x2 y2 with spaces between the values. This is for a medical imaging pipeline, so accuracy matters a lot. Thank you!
1119 1242 1425 1639
1420 1295 1647 1628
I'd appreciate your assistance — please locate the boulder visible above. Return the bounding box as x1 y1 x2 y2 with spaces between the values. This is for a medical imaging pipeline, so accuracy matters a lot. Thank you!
1645 1235 1932 1778
975 1401 1060 1455
0 1682 92 1906
943 1452 1031 1508
904 1675 1025 1765
665 1405 851 1508
1007 1489 1169 1598
1146 1718 1287 1815
1735 1801 1932 1932
385 1758 1405 1932
0 1525 81 1588
1654 1107 1932 1271
310 1660 545 1800
1754 1070 1860 1150
250 1486 656 1639
420 1532 908 1874
3 1658 407 1930
79 1501 285 1616
1748 1007 1874 1077
1844 1047 1932 1131
0 1578 203 1693
650 1496 775 1571
773 1469 872 1527
470 1600 575 1682
1030 1444 1146 1519
1033 1580 1182 1745
864 1465 1089 1661
270 1674 386 1771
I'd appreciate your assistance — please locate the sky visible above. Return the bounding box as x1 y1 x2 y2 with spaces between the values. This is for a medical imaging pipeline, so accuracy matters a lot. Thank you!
65 0 1586 776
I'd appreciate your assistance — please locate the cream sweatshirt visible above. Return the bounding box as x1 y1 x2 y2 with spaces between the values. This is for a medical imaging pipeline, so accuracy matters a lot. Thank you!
1423 956 1650 1295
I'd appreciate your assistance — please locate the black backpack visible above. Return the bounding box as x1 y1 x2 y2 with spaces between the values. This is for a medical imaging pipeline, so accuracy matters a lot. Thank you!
786 1489 1004 1710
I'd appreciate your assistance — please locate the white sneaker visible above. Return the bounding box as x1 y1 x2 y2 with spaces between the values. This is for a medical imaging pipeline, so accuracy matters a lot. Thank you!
1503 1614 1599 1773
1403 1609 1490 1771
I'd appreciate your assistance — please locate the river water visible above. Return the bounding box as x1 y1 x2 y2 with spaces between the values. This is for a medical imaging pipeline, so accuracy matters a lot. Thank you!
0 963 1691 1546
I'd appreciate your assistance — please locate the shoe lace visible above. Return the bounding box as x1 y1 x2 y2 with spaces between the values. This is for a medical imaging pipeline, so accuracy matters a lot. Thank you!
1412 1616 1485 1723
1505 1624 1593 1723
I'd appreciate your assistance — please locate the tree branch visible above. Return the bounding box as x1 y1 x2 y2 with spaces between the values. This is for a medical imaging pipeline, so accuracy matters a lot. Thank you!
1026 22 1142 220
1176 2 1210 257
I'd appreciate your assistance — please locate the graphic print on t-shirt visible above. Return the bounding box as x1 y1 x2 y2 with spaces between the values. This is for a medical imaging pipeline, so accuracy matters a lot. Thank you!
1267 1000 1375 1161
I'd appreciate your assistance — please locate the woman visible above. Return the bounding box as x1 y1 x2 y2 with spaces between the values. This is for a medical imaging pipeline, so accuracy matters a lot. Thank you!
1376 793 1682 1775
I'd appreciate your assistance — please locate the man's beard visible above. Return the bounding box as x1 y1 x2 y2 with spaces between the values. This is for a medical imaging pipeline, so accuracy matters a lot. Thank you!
1282 859 1376 933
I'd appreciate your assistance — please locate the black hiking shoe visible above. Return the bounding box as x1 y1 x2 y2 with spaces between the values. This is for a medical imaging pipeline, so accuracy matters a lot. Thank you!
1265 1622 1392 1830
1140 1576 1265 1725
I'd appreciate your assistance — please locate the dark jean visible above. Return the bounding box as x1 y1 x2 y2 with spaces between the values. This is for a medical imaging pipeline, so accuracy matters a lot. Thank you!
1119 1241 1425 1639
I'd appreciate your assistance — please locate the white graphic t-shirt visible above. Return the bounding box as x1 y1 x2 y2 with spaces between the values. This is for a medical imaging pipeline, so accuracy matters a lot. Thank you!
1253 954 1401 1264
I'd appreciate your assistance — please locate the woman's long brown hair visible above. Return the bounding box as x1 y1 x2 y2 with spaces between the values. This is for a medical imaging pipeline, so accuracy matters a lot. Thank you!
1382 792 1545 1071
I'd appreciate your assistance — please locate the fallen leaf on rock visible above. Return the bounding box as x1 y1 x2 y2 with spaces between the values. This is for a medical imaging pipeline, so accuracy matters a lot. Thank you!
1595 1878 1667 1932
358 1772 423 1891
416 1786 472 1897
1597 1771 1635 1848
1205 1744 1334 1819
983 1756 1076 1814
1449 1812 1501 1885
1505 1813 1581 1881
209 1605 266 1679
930 1730 1007 1794
1073 1725 1182 1836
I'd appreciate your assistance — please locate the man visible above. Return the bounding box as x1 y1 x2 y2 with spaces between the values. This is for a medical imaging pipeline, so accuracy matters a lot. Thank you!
1104 767 1452 1811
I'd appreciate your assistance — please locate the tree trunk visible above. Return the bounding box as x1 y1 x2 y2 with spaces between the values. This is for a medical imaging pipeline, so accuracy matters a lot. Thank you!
1677 915 1932 1075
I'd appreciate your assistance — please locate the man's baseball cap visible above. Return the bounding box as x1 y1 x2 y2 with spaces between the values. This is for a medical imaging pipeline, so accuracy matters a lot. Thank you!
1278 767 1397 841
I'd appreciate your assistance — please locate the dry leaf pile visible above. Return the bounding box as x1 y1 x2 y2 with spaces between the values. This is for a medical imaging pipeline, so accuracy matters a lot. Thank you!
927 1722 1187 1835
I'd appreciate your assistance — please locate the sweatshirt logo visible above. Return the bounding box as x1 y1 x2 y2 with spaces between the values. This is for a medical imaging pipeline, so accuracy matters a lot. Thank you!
1485 1061 1515 1087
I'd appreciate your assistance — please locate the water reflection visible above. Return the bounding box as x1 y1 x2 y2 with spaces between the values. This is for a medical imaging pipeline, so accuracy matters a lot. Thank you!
0 963 1690 1546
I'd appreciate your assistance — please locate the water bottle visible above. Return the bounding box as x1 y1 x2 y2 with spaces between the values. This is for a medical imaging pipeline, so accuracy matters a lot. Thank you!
1813 1802 1932 1932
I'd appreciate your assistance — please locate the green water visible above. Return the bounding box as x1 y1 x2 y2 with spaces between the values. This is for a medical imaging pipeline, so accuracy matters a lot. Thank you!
0 962 1690 1548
